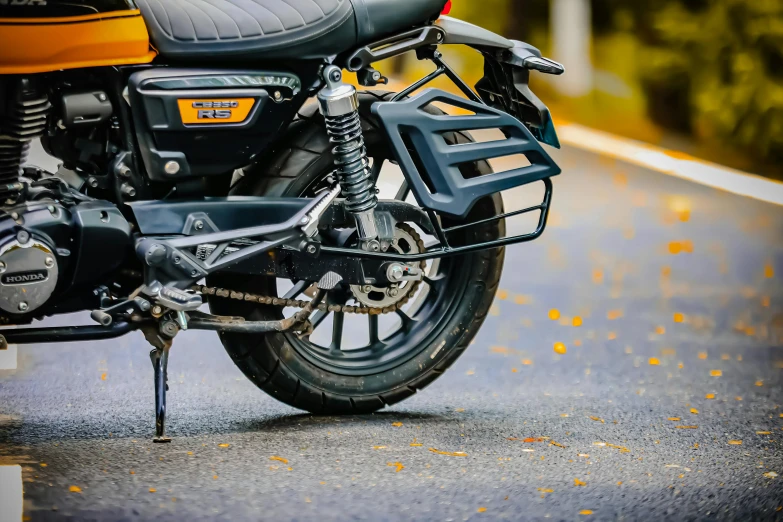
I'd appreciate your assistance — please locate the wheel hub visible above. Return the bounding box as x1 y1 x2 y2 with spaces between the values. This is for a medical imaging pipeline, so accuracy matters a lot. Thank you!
350 224 425 309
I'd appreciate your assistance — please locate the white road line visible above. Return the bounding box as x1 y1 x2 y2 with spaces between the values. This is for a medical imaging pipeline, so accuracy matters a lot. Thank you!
557 122 783 206
0 342 17 371
0 465 23 522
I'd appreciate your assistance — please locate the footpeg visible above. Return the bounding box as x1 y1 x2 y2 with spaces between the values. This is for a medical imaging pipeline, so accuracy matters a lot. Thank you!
142 281 203 312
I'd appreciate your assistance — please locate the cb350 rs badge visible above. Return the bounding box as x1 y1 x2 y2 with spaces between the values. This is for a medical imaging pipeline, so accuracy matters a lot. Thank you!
177 98 255 125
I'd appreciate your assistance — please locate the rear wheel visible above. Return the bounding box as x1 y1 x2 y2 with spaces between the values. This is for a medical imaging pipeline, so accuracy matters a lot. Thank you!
208 92 505 414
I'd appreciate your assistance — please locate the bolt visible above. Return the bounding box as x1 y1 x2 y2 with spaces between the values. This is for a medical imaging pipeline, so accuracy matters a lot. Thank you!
98 93 107 102
191 270 198 277
0 261 6 273
436 32 444 42
194 220 204 231
45 257 54 268
306 245 318 255
121 183 136 197
117 164 132 177
16 230 29 244
160 320 179 339
164 161 181 175
173 256 181 264
18 302 28 312
87 177 99 188
388 265 404 282
152 305 164 316
372 71 381 81
138 299 151 311
362 285 373 293
273 91 283 101
47 205 56 214
388 288 400 297
329 69 342 82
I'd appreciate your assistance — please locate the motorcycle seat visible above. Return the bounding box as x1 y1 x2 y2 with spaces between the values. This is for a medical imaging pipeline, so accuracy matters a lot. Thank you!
137 0 447 61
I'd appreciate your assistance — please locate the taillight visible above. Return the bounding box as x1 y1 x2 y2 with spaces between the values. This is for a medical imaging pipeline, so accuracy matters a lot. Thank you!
442 0 452 15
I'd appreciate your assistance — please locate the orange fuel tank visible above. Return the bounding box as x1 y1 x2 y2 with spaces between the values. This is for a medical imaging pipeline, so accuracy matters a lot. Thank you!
0 0 156 74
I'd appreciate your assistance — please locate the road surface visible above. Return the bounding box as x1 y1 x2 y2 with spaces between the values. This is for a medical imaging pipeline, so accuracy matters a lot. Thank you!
1 140 782 521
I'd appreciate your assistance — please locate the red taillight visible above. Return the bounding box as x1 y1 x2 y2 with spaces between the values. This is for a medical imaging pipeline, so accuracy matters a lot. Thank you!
442 0 452 15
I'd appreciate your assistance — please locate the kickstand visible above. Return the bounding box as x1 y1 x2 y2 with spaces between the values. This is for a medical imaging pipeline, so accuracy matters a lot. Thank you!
150 344 172 443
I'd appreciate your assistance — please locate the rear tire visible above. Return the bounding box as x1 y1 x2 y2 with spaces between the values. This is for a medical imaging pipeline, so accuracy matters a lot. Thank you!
208 92 505 414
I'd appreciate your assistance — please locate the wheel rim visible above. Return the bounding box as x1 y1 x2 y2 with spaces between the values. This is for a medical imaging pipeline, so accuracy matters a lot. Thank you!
279 157 475 376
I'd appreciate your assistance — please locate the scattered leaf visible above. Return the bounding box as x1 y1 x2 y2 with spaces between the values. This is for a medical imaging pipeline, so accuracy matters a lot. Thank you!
466 370 475 376
410 439 423 447
757 431 771 435
553 342 567 355
455 408 465 413
522 359 533 366
589 416 605 423
649 357 660 366
550 441 566 448
608 332 617 340
579 510 594 515
592 442 607 447
574 478 586 486
100 372 107 381
728 440 742 445
39 463 47 467
710 370 722 377
511 368 518 373
607 310 623 320
218 443 230 448
656 326 666 335
676 426 698 429
755 380 764 387
372 446 387 450
508 437 545 443
477 507 487 513
69 486 82 493
705 394 715 399
690 408 699 415
149 488 157 493
537 488 554 493
764 264 774 279
560 414 569 418
429 448 467 457
270 456 288 464
763 471 778 479
673 313 685 323
578 453 589 458
668 417 681 421
573 316 583 327
391 422 403 427
497 290 509 300
698 352 708 360
387 462 404 473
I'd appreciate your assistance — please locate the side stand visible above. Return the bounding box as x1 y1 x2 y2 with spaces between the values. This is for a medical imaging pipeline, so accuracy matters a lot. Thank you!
150 344 172 443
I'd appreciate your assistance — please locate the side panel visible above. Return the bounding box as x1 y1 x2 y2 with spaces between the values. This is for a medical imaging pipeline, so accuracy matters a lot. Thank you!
128 68 307 181
0 0 154 74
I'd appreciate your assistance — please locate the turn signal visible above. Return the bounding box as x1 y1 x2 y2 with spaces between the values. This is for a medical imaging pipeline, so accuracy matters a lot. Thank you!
442 0 452 15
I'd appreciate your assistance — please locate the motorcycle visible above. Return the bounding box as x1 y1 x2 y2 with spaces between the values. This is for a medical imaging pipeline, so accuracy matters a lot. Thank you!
0 0 563 441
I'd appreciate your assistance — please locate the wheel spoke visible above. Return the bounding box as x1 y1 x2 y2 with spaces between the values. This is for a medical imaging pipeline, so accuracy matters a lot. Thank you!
423 273 447 287
283 280 310 300
329 312 345 351
395 309 418 334
309 309 331 330
395 180 410 202
368 314 380 344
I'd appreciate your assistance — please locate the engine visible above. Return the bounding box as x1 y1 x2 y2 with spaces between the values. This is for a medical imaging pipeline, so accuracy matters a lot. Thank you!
0 198 132 318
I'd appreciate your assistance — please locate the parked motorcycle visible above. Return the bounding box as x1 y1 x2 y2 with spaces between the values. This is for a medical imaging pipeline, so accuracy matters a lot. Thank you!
0 0 563 441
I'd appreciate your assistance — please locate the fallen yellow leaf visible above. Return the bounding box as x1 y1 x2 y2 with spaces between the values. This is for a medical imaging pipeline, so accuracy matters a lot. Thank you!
649 357 660 366
710 370 722 377
69 485 82 493
589 416 605 423
668 417 681 421
656 326 666 335
690 408 699 414
705 394 715 399
728 440 742 445
149 488 157 493
698 352 708 360
410 438 423 447
757 431 771 435
550 441 566 448
39 463 47 467
608 332 617 340
100 372 107 381
676 426 698 429
553 342 567 355
372 446 387 450
391 422 403 427
573 316 583 327
477 507 487 513
756 380 764 387
522 359 533 365
428 448 467 457
387 462 404 473
607 310 623 320
511 368 518 373
497 290 509 300
574 478 586 486
673 313 685 323
549 309 561 320
218 443 230 448
537 488 554 493
764 264 774 279
270 456 288 464
579 510 594 515
763 471 778 479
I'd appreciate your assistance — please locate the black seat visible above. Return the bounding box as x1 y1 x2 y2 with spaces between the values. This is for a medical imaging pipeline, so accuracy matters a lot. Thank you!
137 0 447 60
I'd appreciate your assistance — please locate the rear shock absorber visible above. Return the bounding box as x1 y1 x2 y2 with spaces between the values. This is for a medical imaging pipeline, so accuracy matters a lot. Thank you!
0 78 51 197
317 65 380 250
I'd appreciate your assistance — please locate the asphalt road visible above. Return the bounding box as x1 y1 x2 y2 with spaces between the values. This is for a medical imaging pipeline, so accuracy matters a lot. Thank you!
1 141 782 521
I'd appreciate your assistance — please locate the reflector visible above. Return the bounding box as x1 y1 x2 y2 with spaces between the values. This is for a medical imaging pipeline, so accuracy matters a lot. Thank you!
442 1 452 15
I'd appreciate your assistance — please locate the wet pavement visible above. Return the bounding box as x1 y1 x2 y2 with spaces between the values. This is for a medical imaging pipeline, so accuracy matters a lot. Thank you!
1 143 782 521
